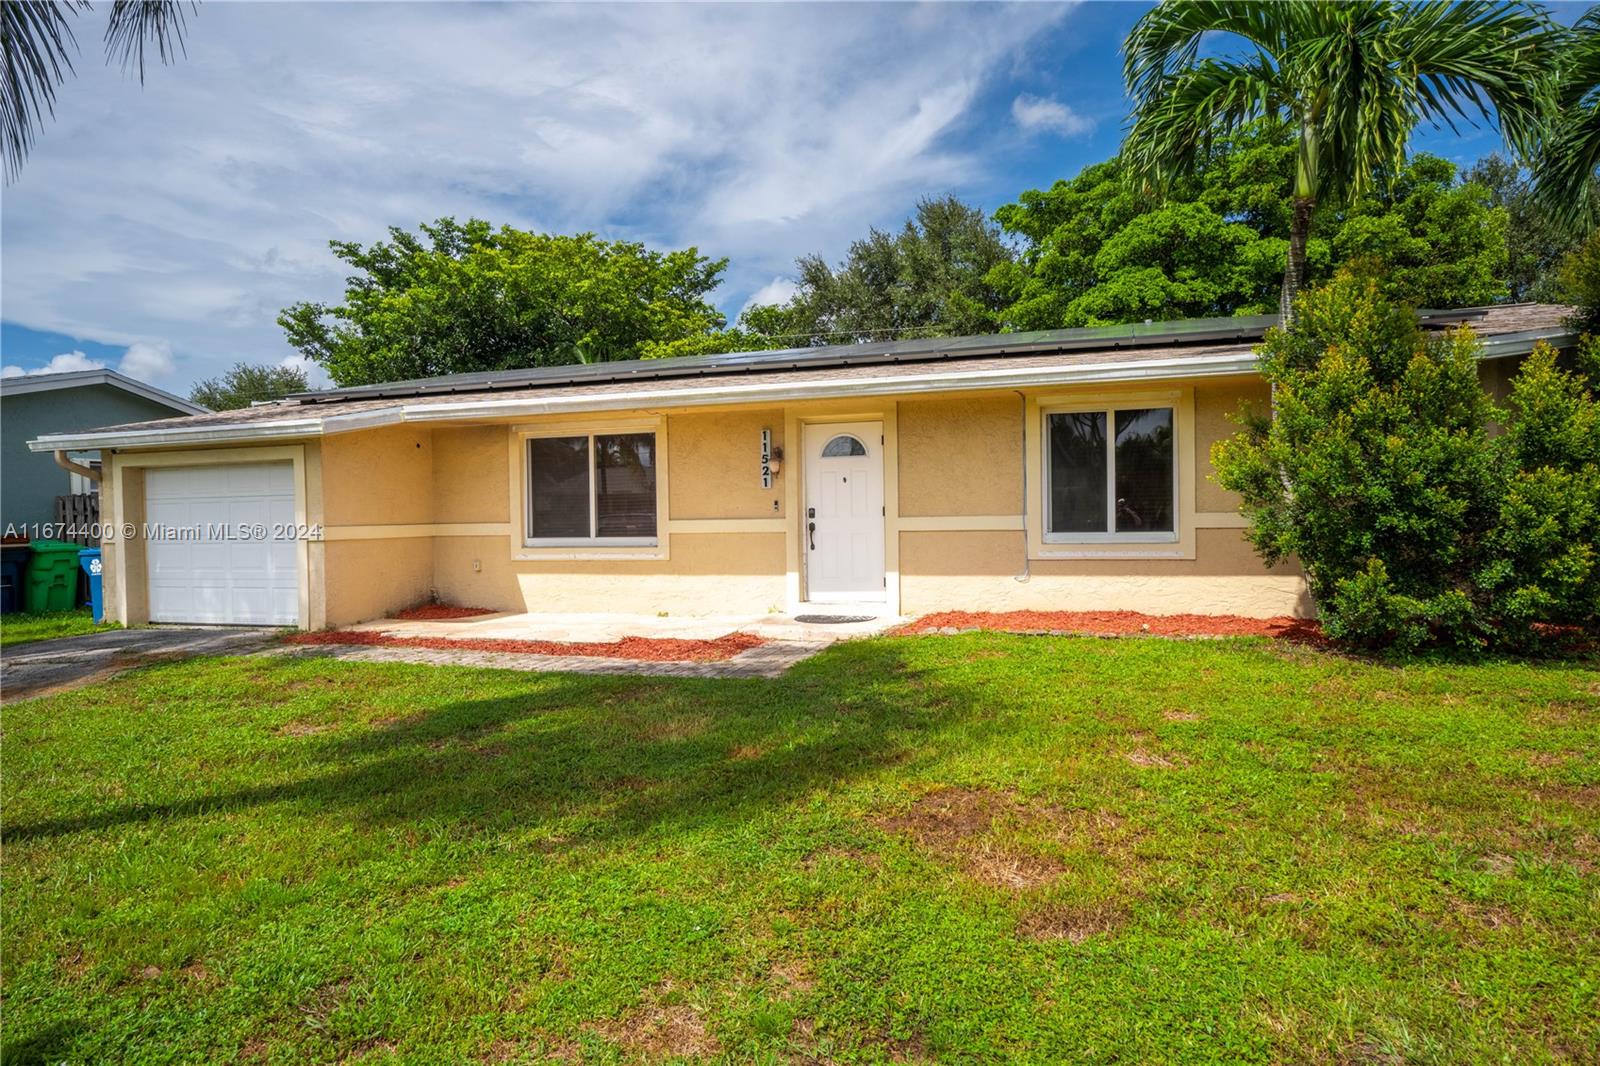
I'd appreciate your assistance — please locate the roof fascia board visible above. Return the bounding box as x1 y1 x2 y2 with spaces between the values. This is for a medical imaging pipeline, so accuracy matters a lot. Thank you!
1476 326 1576 358
26 408 403 453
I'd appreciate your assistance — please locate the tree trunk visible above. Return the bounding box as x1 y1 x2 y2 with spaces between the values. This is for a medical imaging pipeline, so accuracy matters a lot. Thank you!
1279 195 1314 323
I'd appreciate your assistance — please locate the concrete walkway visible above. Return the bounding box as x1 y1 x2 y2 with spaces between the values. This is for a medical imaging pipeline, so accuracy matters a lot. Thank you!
273 609 904 679
337 609 901 644
266 637 825 679
1 626 280 702
1 611 901 698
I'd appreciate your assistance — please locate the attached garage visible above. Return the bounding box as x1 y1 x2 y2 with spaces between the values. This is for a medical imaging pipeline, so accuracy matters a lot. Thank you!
144 462 301 625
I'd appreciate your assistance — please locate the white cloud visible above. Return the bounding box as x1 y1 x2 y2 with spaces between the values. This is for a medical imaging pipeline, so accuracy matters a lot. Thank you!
2 3 1075 391
279 353 330 390
1 350 107 378
740 277 800 318
118 340 176 380
1011 93 1094 137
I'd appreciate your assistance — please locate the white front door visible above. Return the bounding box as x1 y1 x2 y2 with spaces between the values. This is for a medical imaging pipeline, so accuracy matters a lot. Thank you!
804 421 885 603
144 463 301 625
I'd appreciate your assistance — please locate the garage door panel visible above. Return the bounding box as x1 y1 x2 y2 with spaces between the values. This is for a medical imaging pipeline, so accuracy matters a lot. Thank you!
143 463 300 626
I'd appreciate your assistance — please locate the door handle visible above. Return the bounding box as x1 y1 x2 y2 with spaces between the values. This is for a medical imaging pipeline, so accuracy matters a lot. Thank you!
808 521 816 550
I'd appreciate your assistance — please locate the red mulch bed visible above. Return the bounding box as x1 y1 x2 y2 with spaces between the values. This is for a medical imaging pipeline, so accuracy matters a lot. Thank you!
392 604 499 621
898 610 1325 643
284 630 766 662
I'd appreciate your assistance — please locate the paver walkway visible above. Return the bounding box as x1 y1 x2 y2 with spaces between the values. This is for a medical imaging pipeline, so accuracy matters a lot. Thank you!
264 637 826 678
1 627 280 702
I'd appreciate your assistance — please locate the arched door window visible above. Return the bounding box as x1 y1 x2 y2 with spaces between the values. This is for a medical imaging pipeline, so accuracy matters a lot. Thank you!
820 434 867 458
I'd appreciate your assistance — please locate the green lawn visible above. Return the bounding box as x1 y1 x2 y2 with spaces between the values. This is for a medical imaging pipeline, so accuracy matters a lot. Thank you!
2 636 1597 1064
0 609 117 647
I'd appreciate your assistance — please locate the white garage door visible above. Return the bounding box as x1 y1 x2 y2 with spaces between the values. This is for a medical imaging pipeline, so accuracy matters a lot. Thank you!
145 463 300 625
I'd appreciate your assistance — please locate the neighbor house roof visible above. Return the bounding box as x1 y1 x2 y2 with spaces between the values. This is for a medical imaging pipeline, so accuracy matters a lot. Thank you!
27 304 1576 453
3 367 208 415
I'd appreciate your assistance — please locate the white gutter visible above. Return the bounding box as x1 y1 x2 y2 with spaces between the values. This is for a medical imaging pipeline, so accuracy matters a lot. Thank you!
26 327 1573 453
54 450 101 484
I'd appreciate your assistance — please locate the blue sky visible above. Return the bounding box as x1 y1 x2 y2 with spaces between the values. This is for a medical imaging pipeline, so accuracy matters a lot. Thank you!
0 1 1581 392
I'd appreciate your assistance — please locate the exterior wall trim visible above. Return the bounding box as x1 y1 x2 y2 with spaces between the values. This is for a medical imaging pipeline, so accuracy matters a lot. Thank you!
323 522 513 540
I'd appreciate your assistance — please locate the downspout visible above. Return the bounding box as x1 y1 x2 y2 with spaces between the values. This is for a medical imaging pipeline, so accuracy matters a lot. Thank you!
54 450 101 484
1014 391 1030 583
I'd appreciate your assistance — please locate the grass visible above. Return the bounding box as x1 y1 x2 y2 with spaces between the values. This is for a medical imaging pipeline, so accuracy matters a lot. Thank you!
2 634 1596 1064
0 609 117 647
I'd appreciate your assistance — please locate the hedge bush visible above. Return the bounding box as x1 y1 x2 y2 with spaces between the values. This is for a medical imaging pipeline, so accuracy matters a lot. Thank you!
1214 267 1599 651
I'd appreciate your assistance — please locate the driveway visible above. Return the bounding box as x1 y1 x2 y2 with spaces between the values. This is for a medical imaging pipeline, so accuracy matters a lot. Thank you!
1 627 280 702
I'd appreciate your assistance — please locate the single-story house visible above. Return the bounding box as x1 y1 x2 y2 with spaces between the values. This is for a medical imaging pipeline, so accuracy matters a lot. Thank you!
27 304 1575 629
3 368 207 537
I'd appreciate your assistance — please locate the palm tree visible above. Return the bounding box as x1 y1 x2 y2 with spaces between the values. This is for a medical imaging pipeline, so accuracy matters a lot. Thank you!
1122 0 1557 320
2 1 195 181
1533 7 1600 235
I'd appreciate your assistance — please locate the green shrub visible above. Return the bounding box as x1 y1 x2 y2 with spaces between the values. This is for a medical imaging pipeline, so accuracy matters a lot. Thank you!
1481 339 1600 641
1214 269 1600 652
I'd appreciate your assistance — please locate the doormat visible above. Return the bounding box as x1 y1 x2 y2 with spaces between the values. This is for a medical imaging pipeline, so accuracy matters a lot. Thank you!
793 614 878 624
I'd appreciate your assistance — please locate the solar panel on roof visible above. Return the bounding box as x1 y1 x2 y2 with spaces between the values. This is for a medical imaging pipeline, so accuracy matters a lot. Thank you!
284 306 1492 405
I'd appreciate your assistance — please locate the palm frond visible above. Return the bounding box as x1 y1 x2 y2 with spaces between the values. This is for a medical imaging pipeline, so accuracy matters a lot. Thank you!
104 0 194 82
1123 0 1302 111
1 0 90 181
1122 56 1281 190
1387 0 1558 162
1532 7 1600 234
1121 0 1559 208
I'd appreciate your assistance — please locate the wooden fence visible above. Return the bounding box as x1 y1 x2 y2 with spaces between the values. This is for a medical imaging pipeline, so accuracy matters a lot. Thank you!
53 493 100 545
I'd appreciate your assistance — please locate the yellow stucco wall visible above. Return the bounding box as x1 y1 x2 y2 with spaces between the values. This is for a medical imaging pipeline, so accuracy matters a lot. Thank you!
898 395 1023 517
317 426 436 623
899 529 1308 616
1193 378 1267 513
434 531 787 616
432 425 509 523
321 425 434 526
323 538 434 626
668 408 786 519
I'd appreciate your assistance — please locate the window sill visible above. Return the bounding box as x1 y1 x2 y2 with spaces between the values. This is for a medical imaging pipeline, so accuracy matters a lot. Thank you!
1042 534 1179 545
512 549 667 561
1031 548 1190 560
514 540 665 562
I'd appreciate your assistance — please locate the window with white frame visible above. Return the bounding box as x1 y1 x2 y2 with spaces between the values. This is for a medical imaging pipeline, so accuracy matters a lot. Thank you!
526 431 658 545
1045 406 1176 541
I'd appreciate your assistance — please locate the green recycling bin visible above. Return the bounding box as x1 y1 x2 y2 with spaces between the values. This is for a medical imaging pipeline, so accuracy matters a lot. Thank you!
24 539 83 613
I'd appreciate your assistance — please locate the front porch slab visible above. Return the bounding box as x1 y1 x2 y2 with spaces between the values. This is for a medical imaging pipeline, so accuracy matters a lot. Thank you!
274 609 904 678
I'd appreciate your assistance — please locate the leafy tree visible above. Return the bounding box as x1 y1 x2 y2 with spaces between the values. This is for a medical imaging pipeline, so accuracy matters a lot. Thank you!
993 121 1509 330
1121 0 1555 320
681 197 1015 355
1214 267 1599 652
1466 153 1592 302
1559 229 1600 335
3 1 194 181
1533 8 1600 235
279 218 729 386
189 361 310 410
